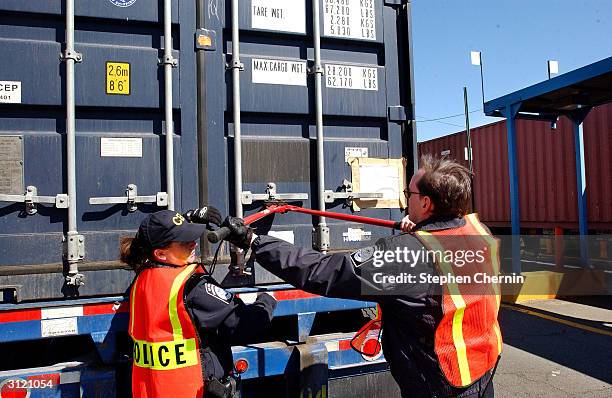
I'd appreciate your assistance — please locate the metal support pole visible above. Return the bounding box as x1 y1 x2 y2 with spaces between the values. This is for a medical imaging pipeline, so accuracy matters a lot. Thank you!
63 0 84 286
231 0 243 219
463 87 475 212
479 60 485 110
312 0 329 253
573 118 589 267
501 104 521 275
163 0 175 210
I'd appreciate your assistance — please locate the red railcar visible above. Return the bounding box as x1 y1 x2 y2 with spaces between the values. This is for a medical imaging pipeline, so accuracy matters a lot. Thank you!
418 103 612 230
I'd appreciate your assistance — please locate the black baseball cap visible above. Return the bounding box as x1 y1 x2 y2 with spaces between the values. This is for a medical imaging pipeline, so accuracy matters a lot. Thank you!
137 210 207 248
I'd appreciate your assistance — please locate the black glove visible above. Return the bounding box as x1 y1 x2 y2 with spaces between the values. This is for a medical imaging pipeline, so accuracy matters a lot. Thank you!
183 206 223 226
221 216 253 250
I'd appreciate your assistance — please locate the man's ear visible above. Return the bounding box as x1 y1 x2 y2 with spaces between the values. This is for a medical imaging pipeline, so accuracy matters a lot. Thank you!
423 196 434 212
152 248 166 262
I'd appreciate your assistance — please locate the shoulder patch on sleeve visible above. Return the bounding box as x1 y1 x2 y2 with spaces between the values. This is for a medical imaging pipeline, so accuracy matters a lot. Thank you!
204 283 233 304
350 246 376 268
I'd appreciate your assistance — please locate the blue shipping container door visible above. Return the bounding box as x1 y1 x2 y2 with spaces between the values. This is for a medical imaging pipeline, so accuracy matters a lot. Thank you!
201 0 416 282
0 0 416 297
0 0 199 298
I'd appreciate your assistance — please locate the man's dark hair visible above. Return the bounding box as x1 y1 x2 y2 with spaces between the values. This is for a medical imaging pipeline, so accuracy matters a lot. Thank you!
416 155 472 217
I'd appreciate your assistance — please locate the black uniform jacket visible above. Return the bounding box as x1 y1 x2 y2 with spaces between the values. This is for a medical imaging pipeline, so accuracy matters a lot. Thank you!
251 216 494 398
183 273 277 380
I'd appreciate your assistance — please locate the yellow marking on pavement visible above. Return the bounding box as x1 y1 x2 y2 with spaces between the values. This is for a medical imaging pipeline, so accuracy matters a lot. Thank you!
501 303 612 337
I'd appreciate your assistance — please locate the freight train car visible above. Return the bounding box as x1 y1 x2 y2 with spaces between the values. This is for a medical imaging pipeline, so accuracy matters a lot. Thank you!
418 103 612 231
0 0 416 396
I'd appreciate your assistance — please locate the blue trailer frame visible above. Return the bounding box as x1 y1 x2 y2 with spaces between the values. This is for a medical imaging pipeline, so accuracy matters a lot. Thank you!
0 287 385 397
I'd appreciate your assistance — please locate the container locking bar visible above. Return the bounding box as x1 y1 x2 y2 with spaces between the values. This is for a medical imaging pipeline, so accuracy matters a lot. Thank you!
89 184 168 212
61 0 83 287
311 0 329 253
324 180 383 204
0 186 69 215
241 182 308 205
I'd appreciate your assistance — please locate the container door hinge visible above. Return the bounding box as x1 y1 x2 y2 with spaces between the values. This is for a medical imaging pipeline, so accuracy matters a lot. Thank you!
0 186 69 215
63 234 85 263
60 49 83 63
241 182 308 205
89 184 168 212
195 29 217 51
324 179 383 206
313 225 330 252
388 105 407 122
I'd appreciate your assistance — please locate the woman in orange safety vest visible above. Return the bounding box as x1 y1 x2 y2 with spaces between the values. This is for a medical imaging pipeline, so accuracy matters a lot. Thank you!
120 208 277 398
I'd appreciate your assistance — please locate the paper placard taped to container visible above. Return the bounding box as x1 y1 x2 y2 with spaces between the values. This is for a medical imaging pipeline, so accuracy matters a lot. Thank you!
325 64 378 91
251 0 306 34
0 81 21 103
323 0 376 41
100 137 143 157
251 58 307 86
349 157 407 211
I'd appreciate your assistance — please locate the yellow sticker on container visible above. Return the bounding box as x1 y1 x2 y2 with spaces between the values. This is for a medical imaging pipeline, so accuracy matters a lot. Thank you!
106 62 130 95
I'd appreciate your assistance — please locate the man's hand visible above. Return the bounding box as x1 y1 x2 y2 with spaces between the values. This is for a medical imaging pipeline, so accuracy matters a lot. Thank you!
183 206 223 227
221 216 254 250
400 215 415 232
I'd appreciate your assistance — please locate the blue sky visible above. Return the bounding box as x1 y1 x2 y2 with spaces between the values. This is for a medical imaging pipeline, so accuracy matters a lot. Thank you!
411 0 612 142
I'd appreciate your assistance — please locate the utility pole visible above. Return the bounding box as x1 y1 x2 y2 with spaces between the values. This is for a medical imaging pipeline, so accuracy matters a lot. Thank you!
464 86 476 212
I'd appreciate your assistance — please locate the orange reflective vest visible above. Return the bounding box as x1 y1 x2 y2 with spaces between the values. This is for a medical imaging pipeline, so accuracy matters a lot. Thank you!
414 213 503 388
129 263 205 398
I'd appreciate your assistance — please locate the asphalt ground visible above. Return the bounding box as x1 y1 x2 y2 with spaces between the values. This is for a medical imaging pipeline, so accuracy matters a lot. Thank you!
494 298 612 398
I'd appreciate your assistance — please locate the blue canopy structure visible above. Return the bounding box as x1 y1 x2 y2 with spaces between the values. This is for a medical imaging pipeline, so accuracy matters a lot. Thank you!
484 56 612 274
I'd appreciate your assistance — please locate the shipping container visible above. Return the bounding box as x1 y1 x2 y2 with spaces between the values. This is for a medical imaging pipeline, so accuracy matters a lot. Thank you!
0 0 416 396
418 103 612 230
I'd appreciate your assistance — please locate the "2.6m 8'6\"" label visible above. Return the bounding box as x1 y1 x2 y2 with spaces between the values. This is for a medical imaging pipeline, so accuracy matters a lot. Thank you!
106 61 131 95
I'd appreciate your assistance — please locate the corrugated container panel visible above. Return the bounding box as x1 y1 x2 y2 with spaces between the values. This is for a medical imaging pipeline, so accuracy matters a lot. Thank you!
584 103 612 228
0 0 197 267
419 104 612 230
515 117 577 227
205 0 414 260
0 1 417 300
417 132 468 168
471 121 510 226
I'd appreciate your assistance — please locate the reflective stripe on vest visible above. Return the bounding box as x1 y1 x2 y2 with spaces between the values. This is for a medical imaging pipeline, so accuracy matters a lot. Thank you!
466 214 503 356
416 229 472 386
169 264 199 341
415 214 502 387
